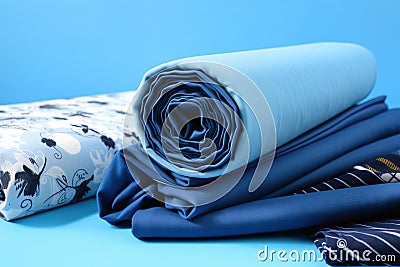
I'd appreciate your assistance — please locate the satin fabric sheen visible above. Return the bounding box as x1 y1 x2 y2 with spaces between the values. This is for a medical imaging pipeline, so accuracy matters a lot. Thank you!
98 97 400 238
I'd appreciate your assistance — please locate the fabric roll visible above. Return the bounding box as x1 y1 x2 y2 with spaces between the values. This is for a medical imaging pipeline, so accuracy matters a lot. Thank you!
97 43 400 239
0 92 133 220
129 42 377 178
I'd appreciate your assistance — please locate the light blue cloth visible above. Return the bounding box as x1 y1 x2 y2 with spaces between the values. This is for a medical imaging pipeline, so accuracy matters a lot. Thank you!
129 43 377 178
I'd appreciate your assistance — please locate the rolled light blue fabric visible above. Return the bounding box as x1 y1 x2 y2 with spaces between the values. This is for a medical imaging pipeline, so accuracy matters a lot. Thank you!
129 42 376 178
97 43 400 239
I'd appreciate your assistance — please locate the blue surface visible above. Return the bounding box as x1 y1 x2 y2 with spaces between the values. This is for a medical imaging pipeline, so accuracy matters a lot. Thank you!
3 199 326 267
0 0 399 266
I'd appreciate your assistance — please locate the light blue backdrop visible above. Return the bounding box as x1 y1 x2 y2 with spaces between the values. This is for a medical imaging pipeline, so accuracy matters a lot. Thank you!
0 1 399 266
1 0 399 106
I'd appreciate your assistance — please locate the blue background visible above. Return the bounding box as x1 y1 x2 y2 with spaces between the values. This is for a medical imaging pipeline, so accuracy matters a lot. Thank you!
0 1 399 266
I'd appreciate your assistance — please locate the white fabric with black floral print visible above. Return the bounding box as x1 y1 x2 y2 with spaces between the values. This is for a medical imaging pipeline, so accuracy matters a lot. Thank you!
0 91 134 220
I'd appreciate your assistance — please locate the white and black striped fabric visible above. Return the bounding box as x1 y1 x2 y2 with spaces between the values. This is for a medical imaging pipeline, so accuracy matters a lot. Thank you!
314 220 400 266
304 154 400 266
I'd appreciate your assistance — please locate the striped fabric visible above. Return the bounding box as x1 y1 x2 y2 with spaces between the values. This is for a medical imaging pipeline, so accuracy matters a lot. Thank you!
305 154 400 265
314 220 400 266
296 154 400 195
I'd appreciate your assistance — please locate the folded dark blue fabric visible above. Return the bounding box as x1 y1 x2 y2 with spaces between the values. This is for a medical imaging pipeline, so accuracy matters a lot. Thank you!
131 154 400 239
97 97 400 238
130 183 400 239
308 154 400 265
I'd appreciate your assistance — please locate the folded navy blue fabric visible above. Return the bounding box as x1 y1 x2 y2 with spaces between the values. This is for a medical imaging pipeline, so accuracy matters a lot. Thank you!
97 97 400 238
130 183 400 239
308 154 400 266
131 154 400 239
101 104 399 218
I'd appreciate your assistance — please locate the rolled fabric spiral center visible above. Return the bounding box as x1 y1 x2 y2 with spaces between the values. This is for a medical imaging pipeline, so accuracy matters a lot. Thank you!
141 70 241 173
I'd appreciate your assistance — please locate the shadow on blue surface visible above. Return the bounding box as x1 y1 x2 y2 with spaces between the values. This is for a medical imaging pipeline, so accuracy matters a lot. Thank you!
140 229 314 244
11 194 314 244
13 197 98 227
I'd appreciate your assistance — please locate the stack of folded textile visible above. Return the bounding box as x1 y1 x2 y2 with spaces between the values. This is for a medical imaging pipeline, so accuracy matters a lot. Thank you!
96 43 400 265
1 42 399 265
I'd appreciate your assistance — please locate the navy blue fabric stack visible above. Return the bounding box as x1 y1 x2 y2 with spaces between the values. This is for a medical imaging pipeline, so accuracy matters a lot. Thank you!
97 44 400 266
98 97 400 239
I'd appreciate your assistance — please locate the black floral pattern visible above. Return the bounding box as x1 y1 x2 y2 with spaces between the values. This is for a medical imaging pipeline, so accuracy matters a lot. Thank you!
124 131 140 142
0 170 11 190
71 175 94 203
41 135 62 159
100 135 115 150
20 199 33 211
71 124 116 150
53 116 67 120
71 124 90 134
44 169 94 205
69 111 93 118
87 100 108 105
39 104 60 109
15 157 47 198
0 170 11 201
